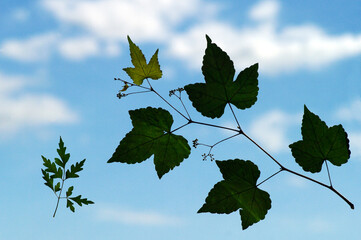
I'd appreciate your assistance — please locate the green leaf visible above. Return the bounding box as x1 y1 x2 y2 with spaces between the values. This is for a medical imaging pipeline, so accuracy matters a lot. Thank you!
184 35 259 118
54 182 61 192
66 186 74 197
41 169 54 190
54 158 63 168
42 156 63 179
123 36 162 85
66 199 75 212
70 195 94 206
56 137 70 167
108 107 191 178
198 159 271 230
289 105 351 173
66 159 86 179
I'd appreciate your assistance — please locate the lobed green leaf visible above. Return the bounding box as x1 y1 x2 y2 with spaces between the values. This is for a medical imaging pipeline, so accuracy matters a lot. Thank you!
289 105 351 173
198 159 271 230
108 107 191 178
123 36 162 85
184 35 259 118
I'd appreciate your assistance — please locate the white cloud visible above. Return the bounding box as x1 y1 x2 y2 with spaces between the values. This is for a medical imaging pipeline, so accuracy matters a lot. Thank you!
336 98 361 122
97 206 182 226
249 110 300 153
0 34 119 61
348 132 361 159
167 20 361 75
0 33 58 62
0 71 78 134
249 0 279 22
58 36 100 60
41 0 212 42
2 0 361 74
0 72 27 94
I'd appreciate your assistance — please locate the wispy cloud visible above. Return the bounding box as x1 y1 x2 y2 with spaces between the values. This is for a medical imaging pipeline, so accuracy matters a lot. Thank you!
0 71 78 134
0 33 59 62
96 205 183 226
168 0 361 75
336 98 361 122
58 36 100 60
249 110 301 153
41 0 215 42
1 0 361 75
348 132 361 160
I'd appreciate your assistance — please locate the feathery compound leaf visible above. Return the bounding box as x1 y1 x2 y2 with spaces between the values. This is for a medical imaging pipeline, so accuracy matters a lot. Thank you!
123 36 162 85
198 159 271 230
289 105 351 173
41 137 94 217
108 107 191 178
184 35 259 118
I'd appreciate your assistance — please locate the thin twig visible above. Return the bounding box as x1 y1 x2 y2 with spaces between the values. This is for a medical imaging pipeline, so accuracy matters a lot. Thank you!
178 91 192 120
257 169 283 187
191 120 240 133
242 130 354 209
53 177 65 217
228 103 241 131
146 79 190 121
325 160 333 187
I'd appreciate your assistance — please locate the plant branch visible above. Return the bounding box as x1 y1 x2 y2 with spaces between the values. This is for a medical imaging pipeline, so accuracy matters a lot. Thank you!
191 120 240 133
257 169 283 187
146 79 190 121
241 131 283 168
283 168 354 209
228 103 241 131
53 177 65 218
242 131 354 209
325 160 333 187
178 91 192 120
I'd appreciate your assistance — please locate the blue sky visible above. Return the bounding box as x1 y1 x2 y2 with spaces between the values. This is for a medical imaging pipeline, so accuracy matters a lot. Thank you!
0 0 361 239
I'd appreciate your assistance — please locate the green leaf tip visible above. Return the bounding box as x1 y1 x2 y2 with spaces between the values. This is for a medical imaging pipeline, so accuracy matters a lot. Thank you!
123 36 162 86
198 159 271 230
205 34 212 44
184 36 259 118
108 107 191 179
289 105 351 173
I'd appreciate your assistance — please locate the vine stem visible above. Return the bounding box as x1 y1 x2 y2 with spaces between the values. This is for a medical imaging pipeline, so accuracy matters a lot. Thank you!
132 78 354 209
228 103 241 130
191 120 240 132
242 131 354 209
53 177 65 217
147 79 190 121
